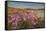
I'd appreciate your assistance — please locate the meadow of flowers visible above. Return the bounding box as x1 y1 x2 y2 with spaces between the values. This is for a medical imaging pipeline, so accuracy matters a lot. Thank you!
7 7 45 30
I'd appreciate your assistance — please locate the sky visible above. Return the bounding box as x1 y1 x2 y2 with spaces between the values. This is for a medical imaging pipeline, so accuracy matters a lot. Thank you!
8 1 45 9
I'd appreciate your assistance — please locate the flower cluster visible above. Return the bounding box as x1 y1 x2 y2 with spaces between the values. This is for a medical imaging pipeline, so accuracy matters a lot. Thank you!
8 11 38 29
